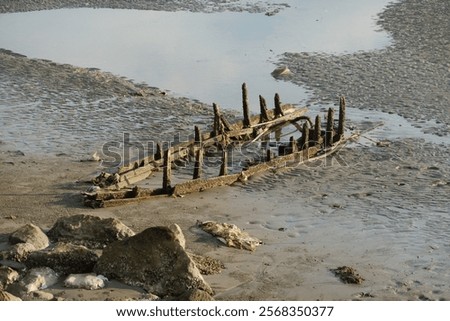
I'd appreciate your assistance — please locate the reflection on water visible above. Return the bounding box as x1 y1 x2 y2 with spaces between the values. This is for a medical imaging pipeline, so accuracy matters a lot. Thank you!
0 0 393 110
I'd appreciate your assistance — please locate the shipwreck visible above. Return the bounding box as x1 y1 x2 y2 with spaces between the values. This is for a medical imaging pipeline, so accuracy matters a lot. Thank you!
83 83 357 208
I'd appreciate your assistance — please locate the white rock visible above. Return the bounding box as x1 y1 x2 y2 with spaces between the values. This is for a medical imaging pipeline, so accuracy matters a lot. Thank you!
64 273 108 290
22 267 59 293
271 65 292 78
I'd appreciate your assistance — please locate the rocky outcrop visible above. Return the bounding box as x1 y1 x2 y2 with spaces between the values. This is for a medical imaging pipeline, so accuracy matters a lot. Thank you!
95 224 212 298
25 243 99 274
9 223 49 250
47 214 135 248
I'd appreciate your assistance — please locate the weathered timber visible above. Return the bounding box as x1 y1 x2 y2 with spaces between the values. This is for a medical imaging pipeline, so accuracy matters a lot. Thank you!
91 132 359 206
194 126 202 145
242 83 251 128
274 93 285 117
302 121 310 149
259 95 270 123
326 108 334 147
173 174 241 196
290 136 298 153
155 143 163 161
84 91 356 207
219 149 228 176
114 104 304 179
337 96 346 140
163 148 172 191
313 115 321 146
193 148 203 179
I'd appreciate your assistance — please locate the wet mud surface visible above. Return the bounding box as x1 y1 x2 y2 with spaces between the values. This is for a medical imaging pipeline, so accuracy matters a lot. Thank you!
0 0 449 301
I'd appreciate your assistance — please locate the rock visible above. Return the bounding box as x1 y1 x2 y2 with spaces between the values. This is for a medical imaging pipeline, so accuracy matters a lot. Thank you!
9 224 49 250
21 290 54 301
168 223 185 249
95 225 213 298
0 290 21 301
6 243 36 262
175 289 215 301
0 259 27 271
25 243 99 275
197 221 262 251
189 253 224 275
0 266 19 290
47 214 135 248
8 267 59 296
331 266 365 284
64 273 108 290
271 65 292 78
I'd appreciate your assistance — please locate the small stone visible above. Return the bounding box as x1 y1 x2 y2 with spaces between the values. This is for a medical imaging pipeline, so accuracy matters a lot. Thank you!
0 266 20 290
64 273 108 290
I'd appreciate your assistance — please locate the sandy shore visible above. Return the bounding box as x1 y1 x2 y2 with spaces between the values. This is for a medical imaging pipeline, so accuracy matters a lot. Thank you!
1 0 449 301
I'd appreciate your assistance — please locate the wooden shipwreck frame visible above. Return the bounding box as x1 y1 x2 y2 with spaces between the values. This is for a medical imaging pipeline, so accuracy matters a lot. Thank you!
83 83 357 208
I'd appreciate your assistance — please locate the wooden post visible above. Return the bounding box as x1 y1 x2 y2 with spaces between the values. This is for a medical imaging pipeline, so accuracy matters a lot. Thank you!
194 126 201 145
193 148 203 179
219 149 228 176
274 93 285 117
313 115 321 146
163 148 172 191
220 114 231 132
290 136 298 153
337 96 346 139
275 128 282 142
326 108 334 147
266 149 272 162
213 103 220 136
302 121 310 150
259 95 270 123
155 142 163 160
242 83 251 127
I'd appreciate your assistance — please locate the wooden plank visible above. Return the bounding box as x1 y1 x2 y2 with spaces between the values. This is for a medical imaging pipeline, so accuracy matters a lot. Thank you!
172 174 241 196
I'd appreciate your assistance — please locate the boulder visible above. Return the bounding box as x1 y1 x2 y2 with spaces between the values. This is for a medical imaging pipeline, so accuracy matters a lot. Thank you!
0 290 21 301
7 243 36 262
95 224 212 298
9 224 49 250
0 266 19 290
47 214 135 248
25 243 99 274
7 267 59 296
175 289 215 301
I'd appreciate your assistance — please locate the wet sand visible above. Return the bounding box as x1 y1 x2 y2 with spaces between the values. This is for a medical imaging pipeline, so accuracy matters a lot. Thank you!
1 0 449 301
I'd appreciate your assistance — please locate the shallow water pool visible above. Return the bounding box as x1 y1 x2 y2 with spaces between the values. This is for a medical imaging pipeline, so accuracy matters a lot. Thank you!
0 0 393 109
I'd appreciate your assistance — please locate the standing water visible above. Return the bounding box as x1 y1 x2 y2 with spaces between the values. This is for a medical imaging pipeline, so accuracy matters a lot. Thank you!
0 0 393 109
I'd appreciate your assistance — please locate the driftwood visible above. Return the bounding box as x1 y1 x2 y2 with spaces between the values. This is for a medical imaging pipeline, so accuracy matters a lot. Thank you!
83 83 352 208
